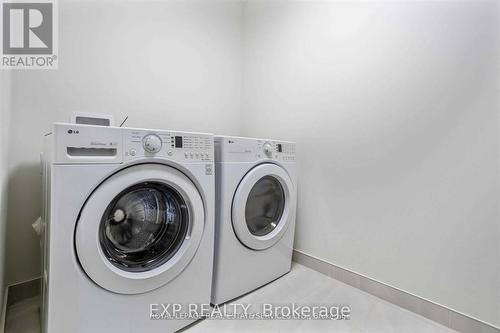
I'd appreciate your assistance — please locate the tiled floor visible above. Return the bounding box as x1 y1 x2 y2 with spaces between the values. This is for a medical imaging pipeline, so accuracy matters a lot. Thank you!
5 263 457 333
5 296 40 333
187 264 457 333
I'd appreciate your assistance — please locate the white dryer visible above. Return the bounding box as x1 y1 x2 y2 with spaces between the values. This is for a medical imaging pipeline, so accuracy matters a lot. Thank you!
211 136 297 305
41 123 215 333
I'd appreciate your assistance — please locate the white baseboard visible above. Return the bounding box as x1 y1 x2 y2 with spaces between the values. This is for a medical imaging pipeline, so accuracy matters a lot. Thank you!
5 278 40 308
0 287 8 333
293 249 499 333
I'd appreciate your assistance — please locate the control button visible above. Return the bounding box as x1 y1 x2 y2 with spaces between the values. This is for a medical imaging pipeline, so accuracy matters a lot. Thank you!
195 153 199 159
129 149 136 156
184 152 189 158
142 134 162 154
167 150 173 156
190 152 194 159
263 142 273 157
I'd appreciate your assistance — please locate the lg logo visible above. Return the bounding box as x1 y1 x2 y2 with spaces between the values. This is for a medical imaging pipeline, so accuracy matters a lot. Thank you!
1 0 57 69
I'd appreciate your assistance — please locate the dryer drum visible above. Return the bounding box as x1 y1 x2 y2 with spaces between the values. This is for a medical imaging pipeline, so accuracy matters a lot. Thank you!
99 182 189 272
245 176 285 237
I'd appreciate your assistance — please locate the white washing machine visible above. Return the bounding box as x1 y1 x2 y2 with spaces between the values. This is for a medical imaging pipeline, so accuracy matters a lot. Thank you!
211 136 297 305
41 123 215 333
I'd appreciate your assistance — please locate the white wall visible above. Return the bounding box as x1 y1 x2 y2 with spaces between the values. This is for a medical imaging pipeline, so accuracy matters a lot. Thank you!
6 0 243 285
0 69 12 318
242 0 499 326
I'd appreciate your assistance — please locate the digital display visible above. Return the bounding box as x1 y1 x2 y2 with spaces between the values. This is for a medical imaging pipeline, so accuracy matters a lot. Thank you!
277 144 283 153
175 136 183 148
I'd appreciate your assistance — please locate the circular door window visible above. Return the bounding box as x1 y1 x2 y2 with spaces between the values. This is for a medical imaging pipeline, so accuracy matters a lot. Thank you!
245 176 285 237
100 182 189 272
75 164 205 295
232 163 295 250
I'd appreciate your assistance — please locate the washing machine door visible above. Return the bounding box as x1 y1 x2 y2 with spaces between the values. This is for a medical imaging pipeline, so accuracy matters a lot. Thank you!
232 163 295 250
75 163 204 294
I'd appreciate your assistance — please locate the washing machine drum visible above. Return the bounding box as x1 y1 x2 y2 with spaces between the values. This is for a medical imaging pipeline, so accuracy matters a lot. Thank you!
232 163 295 251
75 164 205 295
100 182 188 272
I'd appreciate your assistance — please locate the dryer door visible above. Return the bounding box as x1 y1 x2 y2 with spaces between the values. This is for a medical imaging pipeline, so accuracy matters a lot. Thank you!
232 163 295 250
75 163 204 294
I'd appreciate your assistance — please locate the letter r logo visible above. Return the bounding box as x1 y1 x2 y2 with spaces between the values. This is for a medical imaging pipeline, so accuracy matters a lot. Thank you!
2 2 53 54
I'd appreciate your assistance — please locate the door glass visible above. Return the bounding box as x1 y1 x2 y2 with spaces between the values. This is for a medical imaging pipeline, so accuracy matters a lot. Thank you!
245 176 285 236
99 182 189 272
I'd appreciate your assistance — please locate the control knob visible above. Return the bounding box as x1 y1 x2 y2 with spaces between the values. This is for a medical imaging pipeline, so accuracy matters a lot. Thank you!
143 134 162 154
263 142 273 157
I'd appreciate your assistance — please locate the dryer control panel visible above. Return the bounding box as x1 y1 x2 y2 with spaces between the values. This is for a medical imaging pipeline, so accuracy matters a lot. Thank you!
215 136 295 163
52 123 214 164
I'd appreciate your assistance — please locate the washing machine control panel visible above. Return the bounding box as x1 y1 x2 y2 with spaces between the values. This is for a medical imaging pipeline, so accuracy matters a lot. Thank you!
124 129 213 162
216 136 295 163
52 123 213 164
